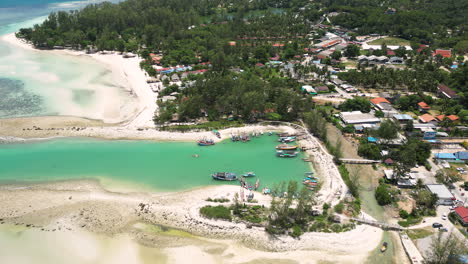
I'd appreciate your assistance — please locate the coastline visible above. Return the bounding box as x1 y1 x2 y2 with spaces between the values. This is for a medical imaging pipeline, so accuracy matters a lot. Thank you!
0 179 382 263
1 33 157 128
0 32 362 262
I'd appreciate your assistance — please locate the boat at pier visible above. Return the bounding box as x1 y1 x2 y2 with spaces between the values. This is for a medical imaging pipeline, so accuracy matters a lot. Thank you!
276 144 298 150
198 138 215 146
278 136 296 143
212 172 237 181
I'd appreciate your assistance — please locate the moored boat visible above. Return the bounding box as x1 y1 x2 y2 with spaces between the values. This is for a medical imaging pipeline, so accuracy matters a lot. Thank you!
381 242 388 252
198 138 215 146
211 172 237 181
276 150 298 158
242 172 256 177
276 144 298 150
278 136 296 143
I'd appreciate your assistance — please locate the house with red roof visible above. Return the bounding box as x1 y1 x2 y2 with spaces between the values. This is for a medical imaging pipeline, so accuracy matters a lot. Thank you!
437 84 458 99
386 49 395 56
447 115 459 122
418 114 436 124
272 43 284 47
453 206 468 227
416 44 428 54
370 97 390 106
417 102 431 112
436 115 446 122
432 49 452 58
228 41 236 46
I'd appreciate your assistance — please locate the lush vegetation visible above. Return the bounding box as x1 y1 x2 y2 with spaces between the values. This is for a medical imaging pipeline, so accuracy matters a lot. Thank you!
325 0 468 48
339 97 371 113
199 205 232 220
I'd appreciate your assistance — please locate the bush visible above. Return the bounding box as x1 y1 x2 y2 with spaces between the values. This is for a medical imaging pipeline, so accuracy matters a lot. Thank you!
290 225 303 238
399 209 410 219
200 205 232 221
375 184 392 206
334 202 344 214
338 165 359 198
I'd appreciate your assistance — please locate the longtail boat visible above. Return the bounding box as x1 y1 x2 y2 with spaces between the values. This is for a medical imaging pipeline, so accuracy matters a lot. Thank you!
198 138 215 146
276 144 298 150
212 172 237 181
276 150 298 158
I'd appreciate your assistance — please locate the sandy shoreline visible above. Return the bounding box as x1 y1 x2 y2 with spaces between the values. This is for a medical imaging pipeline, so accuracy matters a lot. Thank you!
0 32 376 263
1 33 157 128
0 179 382 263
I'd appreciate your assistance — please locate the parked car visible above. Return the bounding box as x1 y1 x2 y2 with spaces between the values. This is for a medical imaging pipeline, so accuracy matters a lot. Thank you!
442 214 447 220
448 183 456 190
439 227 448 232
432 223 443 228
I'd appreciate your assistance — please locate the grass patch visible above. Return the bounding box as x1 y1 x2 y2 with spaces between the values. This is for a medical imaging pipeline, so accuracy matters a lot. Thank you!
206 197 230 203
406 228 433 240
161 120 244 132
368 37 410 46
398 216 422 227
200 205 232 221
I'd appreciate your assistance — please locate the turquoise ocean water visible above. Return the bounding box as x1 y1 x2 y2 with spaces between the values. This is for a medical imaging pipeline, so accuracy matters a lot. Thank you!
0 136 310 191
0 0 312 192
0 0 133 121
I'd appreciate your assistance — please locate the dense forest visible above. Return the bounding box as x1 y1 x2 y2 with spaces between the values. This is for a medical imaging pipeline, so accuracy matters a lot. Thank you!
156 70 312 123
322 0 467 48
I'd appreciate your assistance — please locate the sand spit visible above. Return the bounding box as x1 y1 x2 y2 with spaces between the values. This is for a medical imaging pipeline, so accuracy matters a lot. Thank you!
1 33 156 127
0 180 382 263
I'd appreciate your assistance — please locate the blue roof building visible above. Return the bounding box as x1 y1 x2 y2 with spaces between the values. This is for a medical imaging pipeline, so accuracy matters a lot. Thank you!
367 137 378 143
455 151 468 160
434 153 457 160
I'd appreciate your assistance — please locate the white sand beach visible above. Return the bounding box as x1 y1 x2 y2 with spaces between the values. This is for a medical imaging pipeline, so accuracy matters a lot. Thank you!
1 33 156 127
0 180 383 264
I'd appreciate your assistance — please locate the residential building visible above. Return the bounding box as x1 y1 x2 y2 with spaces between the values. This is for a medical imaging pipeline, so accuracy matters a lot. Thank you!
426 184 454 205
370 97 398 117
432 49 452 58
393 114 413 123
437 84 458 99
315 85 330 93
417 102 431 112
301 85 317 95
453 206 468 227
340 111 381 125
389 56 404 64
418 114 436 124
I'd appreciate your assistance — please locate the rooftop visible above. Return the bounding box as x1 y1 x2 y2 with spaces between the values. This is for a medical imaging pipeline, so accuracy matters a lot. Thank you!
393 114 413 121
417 101 430 109
454 207 468 223
434 153 457 159
339 111 381 125
426 184 454 199
370 97 390 105
418 114 435 123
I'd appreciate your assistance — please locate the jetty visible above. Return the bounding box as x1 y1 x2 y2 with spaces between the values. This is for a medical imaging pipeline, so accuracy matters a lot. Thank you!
350 217 403 231
339 158 381 164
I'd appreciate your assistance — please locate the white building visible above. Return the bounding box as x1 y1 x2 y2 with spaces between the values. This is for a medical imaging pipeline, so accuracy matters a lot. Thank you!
426 184 454 205
339 111 381 125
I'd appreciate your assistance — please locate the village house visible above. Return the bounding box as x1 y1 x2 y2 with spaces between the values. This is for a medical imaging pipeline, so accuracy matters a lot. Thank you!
437 84 458 99
389 56 404 64
417 102 431 112
315 85 330 93
418 114 437 124
432 49 452 58
453 206 468 227
393 114 413 123
370 97 398 117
